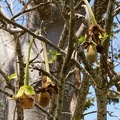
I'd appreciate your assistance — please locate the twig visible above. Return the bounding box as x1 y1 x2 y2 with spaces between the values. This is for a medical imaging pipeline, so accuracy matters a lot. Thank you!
74 0 83 10
107 111 117 117
0 13 65 54
29 52 41 64
0 68 14 91
33 66 59 84
35 103 55 120
58 23 68 49
64 68 76 81
4 0 14 16
0 88 12 97
108 74 120 88
66 82 79 90
83 111 97 117
61 0 75 75
71 57 101 89
104 0 115 54
116 16 120 25
11 1 52 20
114 5 120 16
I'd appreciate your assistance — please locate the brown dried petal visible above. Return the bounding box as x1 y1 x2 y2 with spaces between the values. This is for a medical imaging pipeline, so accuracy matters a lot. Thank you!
35 82 58 94
94 24 105 36
47 84 58 94
85 24 105 42
20 97 34 109
92 34 101 44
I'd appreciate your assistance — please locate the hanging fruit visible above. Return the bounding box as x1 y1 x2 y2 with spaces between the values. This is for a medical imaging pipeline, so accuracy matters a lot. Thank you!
86 43 97 63
38 90 50 108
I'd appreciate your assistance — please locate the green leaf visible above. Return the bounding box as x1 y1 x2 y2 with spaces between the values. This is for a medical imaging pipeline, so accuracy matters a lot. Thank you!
84 97 95 111
42 27 46 33
48 50 61 63
78 36 85 43
2 73 17 83
56 52 61 56
8 73 17 80
49 50 55 55
99 32 110 40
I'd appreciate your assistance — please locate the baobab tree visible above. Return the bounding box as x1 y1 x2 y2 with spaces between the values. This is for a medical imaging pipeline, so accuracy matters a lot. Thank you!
0 0 120 120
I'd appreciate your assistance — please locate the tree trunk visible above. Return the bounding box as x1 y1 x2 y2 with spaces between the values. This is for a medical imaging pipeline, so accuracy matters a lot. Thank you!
95 88 107 120
0 29 15 120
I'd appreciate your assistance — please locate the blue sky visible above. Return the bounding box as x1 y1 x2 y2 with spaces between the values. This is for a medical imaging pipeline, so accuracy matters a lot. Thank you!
0 0 26 25
85 86 120 120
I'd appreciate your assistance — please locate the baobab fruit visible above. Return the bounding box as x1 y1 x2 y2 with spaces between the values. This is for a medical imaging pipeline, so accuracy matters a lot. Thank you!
38 91 50 107
86 44 97 63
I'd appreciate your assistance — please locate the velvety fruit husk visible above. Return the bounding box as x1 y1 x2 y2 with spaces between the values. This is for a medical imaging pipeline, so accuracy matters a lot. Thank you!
38 91 50 107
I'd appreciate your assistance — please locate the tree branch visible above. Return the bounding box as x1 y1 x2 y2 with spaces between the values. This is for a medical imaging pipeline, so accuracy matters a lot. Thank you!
72 74 89 120
0 88 13 97
11 1 52 20
15 35 25 87
35 103 55 120
56 1 75 119
0 68 14 91
0 13 65 54
33 66 59 84
108 73 120 88
104 0 115 54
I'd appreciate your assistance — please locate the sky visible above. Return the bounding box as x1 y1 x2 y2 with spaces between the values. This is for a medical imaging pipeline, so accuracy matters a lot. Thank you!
0 0 26 25
0 0 120 120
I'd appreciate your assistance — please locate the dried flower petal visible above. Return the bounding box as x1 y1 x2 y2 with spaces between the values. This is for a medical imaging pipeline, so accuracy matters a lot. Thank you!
35 82 58 95
85 24 105 44
20 97 34 109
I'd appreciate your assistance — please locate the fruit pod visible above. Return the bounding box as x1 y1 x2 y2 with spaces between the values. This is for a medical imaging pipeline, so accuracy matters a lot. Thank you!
38 91 50 108
86 44 97 63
